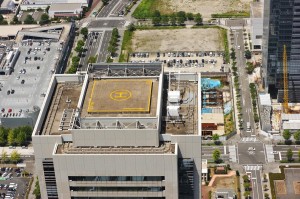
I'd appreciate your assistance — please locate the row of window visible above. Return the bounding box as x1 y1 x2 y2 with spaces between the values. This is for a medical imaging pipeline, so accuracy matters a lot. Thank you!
70 186 165 192
71 197 165 199
69 176 165 182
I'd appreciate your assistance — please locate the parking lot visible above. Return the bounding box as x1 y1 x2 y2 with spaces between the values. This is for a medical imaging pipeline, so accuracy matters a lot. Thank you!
0 167 31 199
0 40 61 114
129 51 227 73
80 31 103 69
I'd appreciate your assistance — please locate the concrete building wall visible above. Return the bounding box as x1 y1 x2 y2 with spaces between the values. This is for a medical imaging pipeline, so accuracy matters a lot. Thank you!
53 153 178 199
251 18 263 51
32 135 63 199
171 135 202 199
72 129 159 147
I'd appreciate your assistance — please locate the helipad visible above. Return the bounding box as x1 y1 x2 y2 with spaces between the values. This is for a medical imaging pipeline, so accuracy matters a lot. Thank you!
87 79 153 113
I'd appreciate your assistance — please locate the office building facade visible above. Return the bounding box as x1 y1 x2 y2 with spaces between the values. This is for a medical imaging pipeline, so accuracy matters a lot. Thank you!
263 0 300 102
32 63 202 199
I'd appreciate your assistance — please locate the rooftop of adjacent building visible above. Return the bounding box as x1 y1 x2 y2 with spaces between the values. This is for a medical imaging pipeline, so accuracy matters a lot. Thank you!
49 3 83 12
161 73 200 135
0 40 63 120
55 142 176 154
250 1 263 18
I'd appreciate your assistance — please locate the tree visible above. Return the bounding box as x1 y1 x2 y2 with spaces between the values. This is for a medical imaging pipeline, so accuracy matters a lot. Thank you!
11 16 21 25
212 134 221 145
177 17 185 25
194 13 202 25
39 13 50 25
112 28 119 38
170 13 177 25
10 150 21 163
176 11 186 20
16 131 26 146
80 27 88 37
75 45 83 53
102 0 109 5
242 175 249 182
33 177 41 199
264 193 269 199
153 10 161 18
161 16 169 25
298 150 300 162
294 130 300 144
287 148 293 162
77 40 85 47
283 129 291 141
0 14 8 25
186 12 194 20
127 23 136 32
244 182 251 191
7 130 15 146
245 50 252 59
45 6 50 13
1 150 8 163
72 56 80 63
244 191 251 198
212 149 221 163
88 56 97 63
24 15 35 24
0 128 6 146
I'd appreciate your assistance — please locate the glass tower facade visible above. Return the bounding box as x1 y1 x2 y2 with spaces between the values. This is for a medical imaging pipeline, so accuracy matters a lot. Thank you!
263 0 300 102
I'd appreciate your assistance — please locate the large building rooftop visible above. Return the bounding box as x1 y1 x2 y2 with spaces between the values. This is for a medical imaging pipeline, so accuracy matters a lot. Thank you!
55 142 176 154
81 78 159 117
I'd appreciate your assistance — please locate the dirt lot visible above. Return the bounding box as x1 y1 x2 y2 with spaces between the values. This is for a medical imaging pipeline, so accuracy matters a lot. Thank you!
131 28 223 52
155 0 251 18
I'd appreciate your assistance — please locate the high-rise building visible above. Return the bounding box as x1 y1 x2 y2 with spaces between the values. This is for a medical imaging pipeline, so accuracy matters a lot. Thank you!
263 0 300 102
32 63 202 199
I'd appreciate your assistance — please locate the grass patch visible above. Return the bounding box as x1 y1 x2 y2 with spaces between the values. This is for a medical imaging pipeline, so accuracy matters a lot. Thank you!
192 25 220 29
220 28 230 63
136 25 185 30
132 0 172 18
119 30 134 62
211 11 250 18
224 111 234 135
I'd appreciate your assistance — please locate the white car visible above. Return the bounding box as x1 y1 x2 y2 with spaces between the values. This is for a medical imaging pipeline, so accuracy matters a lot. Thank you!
16 76 20 80
237 45 241 49
248 147 255 151
270 151 278 154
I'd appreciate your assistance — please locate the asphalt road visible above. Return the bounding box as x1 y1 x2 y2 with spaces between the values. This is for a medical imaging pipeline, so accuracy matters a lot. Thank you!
80 31 103 70
97 31 112 62
97 0 120 17
237 142 266 165
245 169 264 199
89 19 126 29
232 28 256 136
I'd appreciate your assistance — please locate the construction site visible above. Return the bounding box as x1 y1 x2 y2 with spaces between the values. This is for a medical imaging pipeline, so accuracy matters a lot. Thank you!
260 45 300 136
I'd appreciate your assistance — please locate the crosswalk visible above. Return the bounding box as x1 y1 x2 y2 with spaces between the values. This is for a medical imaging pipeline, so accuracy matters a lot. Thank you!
244 165 262 171
265 145 275 162
228 145 237 162
241 137 257 142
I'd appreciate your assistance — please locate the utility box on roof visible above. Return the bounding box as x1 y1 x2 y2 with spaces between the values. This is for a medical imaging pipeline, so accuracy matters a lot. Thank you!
168 90 180 103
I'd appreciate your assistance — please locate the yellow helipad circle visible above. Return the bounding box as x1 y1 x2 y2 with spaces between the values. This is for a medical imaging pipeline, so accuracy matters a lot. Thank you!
110 90 132 101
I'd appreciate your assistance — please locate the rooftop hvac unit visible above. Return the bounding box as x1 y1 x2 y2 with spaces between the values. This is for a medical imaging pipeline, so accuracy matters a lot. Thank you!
168 91 180 103
167 105 180 117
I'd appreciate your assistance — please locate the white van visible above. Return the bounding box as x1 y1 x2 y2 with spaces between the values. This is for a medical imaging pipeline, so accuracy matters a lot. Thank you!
246 122 251 132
